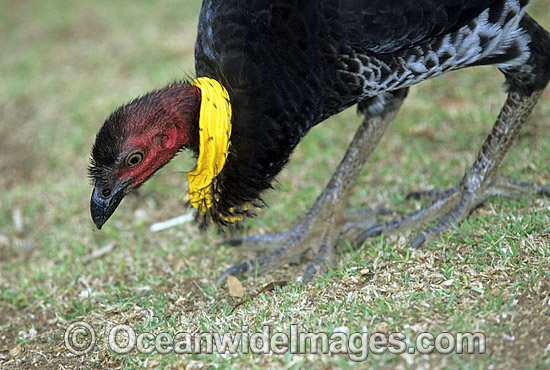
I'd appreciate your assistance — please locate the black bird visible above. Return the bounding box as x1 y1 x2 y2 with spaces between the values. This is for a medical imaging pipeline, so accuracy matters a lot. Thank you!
89 0 550 282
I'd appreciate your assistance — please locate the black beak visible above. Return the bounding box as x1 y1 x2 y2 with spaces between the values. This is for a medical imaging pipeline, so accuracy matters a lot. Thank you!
90 181 130 229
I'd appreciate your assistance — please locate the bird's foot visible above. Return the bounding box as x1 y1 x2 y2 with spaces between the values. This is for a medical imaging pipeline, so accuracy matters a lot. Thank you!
217 207 392 284
356 177 550 248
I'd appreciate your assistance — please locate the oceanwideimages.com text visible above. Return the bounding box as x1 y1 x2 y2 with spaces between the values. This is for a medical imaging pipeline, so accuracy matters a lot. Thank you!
65 321 486 361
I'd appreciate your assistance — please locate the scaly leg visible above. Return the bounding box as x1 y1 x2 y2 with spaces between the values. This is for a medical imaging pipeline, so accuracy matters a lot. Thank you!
217 89 408 284
358 14 550 248
357 91 547 248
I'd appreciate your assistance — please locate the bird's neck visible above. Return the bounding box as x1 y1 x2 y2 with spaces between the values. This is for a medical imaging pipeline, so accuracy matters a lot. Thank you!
151 82 202 153
117 83 201 187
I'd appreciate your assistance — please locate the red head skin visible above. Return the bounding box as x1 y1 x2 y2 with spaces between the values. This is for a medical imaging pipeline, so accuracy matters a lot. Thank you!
89 82 201 229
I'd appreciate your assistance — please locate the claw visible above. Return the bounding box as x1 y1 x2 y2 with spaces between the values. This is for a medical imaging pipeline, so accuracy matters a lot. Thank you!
304 231 334 281
410 232 426 250
216 261 252 285
405 188 455 201
304 259 326 281
355 225 383 246
537 185 550 197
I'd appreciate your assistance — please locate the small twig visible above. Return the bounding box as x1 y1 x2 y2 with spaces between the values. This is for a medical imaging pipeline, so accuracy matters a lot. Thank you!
229 281 288 314
150 213 194 232
12 208 24 234
84 243 115 262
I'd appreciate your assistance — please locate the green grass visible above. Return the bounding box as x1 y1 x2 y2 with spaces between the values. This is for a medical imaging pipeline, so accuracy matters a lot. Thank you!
1 0 550 369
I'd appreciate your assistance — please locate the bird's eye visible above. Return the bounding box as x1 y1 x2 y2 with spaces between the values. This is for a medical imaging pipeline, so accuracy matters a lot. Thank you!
125 151 144 168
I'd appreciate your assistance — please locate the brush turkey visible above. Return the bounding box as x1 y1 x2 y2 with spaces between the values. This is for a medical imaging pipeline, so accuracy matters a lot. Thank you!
89 0 550 281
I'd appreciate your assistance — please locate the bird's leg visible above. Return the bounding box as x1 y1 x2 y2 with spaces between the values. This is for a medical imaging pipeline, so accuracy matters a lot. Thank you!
358 89 546 247
409 88 547 249
217 89 408 284
358 15 550 248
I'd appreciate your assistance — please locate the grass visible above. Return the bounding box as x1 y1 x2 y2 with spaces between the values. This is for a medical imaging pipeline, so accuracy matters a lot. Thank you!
1 0 550 369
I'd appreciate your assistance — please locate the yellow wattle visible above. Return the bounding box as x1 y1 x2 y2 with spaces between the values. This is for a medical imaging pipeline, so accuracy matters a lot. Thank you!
188 77 233 217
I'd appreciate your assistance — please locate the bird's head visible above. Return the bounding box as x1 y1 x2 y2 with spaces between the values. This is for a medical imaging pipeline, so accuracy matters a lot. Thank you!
88 82 200 229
